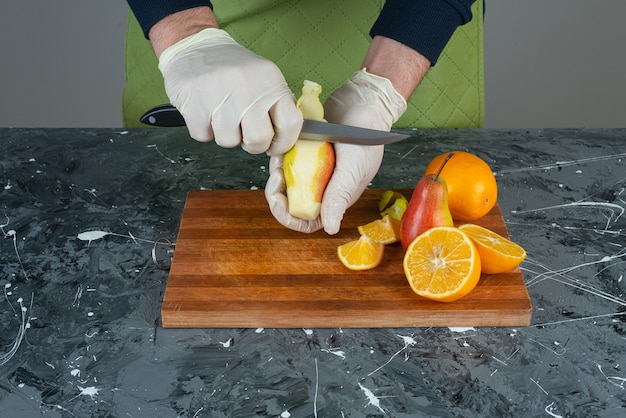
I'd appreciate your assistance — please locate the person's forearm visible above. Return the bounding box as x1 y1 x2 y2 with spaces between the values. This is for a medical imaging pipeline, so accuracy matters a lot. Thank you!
362 36 431 100
149 6 219 58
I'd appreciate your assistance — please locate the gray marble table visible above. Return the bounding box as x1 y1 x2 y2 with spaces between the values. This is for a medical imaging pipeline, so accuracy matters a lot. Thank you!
0 128 624 417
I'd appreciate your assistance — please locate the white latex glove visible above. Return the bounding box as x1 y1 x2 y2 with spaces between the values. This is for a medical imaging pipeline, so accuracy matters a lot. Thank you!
158 28 303 155
321 69 407 234
265 155 324 233
265 69 406 234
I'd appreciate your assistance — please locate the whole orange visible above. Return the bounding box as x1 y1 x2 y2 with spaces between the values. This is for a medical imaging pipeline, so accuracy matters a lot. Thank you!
424 151 497 221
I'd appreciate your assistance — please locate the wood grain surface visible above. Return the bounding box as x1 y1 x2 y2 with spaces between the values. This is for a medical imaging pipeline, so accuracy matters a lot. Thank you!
161 189 531 328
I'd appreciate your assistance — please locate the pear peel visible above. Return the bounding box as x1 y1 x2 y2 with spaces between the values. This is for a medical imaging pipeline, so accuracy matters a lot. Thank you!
378 190 408 221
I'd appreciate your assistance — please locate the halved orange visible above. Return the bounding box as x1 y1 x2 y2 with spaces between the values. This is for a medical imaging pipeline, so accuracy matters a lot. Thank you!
458 223 526 274
337 235 385 270
357 214 401 245
403 226 481 302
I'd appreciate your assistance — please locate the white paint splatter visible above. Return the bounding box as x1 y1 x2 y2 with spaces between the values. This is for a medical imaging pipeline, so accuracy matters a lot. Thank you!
1 216 28 280
496 153 626 174
3 283 12 305
313 358 319 418
512 201 624 228
72 285 83 308
147 144 176 163
280 410 291 418
76 386 99 400
528 338 566 355
303 328 313 336
321 348 346 359
219 338 233 348
77 230 110 243
491 356 508 366
255 328 264 333
77 229 161 246
0 294 32 367
449 327 475 333
358 383 385 414
398 334 417 346
530 377 548 395
545 402 563 418
594 361 626 389
367 334 416 377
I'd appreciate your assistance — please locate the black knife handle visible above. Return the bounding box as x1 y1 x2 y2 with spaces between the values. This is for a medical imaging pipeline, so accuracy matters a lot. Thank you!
140 104 186 127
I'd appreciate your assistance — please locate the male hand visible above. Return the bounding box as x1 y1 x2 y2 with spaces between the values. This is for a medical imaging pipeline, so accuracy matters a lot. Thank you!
320 69 407 234
158 28 303 155
265 69 406 234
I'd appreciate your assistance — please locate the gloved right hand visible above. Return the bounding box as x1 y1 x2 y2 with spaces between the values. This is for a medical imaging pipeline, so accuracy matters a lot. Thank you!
158 28 303 155
320 69 407 234
265 69 407 235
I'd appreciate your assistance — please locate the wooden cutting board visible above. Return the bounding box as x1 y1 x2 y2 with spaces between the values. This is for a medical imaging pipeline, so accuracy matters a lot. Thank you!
161 189 531 328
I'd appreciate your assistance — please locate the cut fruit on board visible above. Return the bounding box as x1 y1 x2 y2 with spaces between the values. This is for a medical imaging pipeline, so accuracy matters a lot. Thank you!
161 189 531 328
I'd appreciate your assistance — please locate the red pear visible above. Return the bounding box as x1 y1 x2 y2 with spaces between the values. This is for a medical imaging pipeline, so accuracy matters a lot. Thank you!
400 153 455 250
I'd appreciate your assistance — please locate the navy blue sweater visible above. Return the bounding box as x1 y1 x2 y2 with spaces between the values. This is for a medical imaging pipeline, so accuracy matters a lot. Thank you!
127 0 475 64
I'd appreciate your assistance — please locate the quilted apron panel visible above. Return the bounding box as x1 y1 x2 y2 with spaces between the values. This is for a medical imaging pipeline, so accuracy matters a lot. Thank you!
123 0 483 129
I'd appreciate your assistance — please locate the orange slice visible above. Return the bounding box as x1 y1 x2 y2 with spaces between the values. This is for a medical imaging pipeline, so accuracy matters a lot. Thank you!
458 223 527 274
357 214 400 245
337 235 385 270
403 226 481 302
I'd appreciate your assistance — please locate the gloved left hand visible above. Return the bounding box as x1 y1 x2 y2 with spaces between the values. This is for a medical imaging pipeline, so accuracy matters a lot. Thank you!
265 69 406 234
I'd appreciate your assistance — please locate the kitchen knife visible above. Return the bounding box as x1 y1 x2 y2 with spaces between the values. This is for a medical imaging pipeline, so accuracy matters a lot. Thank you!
140 104 409 146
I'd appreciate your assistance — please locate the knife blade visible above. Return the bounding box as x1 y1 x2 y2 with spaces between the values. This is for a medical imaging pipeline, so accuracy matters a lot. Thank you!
140 104 409 146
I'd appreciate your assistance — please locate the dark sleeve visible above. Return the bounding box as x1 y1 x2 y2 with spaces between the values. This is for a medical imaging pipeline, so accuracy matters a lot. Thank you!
370 0 476 65
127 0 214 38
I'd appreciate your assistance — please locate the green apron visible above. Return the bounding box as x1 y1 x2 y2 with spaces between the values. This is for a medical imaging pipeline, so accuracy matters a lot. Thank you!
123 0 483 129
